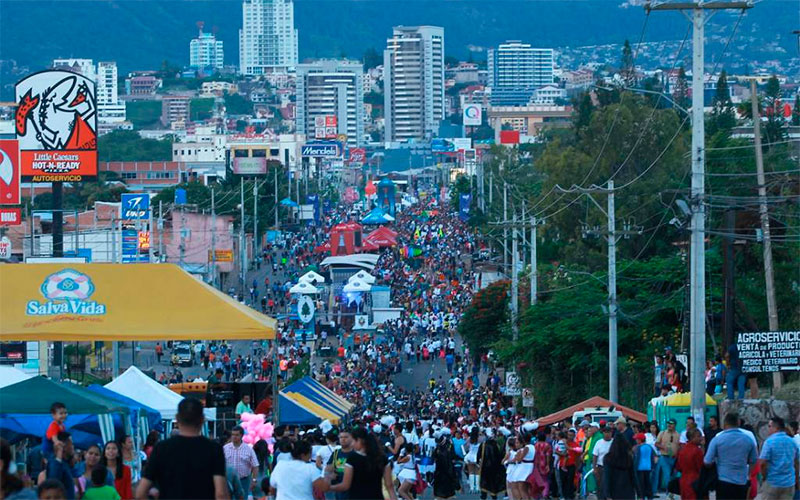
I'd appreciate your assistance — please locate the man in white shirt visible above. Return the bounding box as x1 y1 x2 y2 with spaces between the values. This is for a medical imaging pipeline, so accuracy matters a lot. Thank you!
679 416 705 444
592 427 614 500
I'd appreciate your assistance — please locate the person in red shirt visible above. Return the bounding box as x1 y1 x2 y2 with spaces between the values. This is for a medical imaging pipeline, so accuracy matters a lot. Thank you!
676 428 704 500
43 402 67 457
101 441 132 500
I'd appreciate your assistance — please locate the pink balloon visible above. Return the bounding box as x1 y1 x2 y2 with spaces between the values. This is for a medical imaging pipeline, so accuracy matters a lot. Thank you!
242 433 256 444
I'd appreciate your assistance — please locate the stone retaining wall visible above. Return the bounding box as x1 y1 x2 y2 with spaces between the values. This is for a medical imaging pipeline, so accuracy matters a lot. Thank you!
719 399 800 445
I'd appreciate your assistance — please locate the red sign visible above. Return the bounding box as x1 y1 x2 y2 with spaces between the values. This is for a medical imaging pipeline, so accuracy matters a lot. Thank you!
325 115 337 127
0 140 20 205
0 208 22 226
348 148 366 163
20 150 97 182
138 231 150 252
500 130 520 145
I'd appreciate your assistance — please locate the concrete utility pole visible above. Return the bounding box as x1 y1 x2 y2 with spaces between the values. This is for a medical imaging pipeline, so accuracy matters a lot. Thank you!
274 166 279 230
511 212 519 342
253 179 259 261
240 176 246 298
531 216 538 305
646 0 752 423
489 171 493 206
749 79 782 389
211 188 217 287
158 201 163 262
179 206 186 269
503 182 508 274
607 180 618 403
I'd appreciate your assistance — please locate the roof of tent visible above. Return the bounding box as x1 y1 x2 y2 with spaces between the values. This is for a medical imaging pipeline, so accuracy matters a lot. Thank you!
0 264 276 341
537 396 647 425
0 367 32 389
289 282 320 294
87 384 164 431
0 376 127 414
105 366 216 421
279 377 352 425
348 270 376 284
343 280 372 292
298 271 326 284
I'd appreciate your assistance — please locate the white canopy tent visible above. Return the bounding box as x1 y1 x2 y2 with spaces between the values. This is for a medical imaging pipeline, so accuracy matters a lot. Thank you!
0 366 32 389
105 366 216 421
343 280 372 293
289 282 321 294
348 270 376 285
298 271 326 285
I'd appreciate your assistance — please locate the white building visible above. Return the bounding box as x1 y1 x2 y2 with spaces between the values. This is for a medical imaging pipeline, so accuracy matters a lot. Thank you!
296 59 365 147
190 28 224 71
53 59 126 133
383 26 445 143
239 0 298 75
488 41 554 106
52 58 96 81
530 85 567 105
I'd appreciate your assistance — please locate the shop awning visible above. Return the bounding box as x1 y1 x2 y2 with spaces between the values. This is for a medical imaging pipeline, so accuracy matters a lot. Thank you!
278 377 352 425
0 264 276 341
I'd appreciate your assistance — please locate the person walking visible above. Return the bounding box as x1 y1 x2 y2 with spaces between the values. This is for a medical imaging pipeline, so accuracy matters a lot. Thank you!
675 429 704 500
592 427 613 500
327 427 396 500
654 418 680 493
135 399 228 500
633 433 656 500
432 434 459 499
477 430 506 500
223 426 260 499
703 411 757 500
604 434 636 500
269 440 328 500
757 417 799 500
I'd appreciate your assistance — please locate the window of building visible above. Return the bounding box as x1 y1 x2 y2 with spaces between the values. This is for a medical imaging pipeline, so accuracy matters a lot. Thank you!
121 172 137 179
234 149 249 158
252 149 267 157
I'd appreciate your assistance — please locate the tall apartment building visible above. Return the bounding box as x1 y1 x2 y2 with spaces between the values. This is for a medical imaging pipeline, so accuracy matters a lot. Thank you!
52 59 126 131
296 60 365 147
239 0 298 75
383 26 445 143
488 41 554 106
52 58 96 82
190 28 224 71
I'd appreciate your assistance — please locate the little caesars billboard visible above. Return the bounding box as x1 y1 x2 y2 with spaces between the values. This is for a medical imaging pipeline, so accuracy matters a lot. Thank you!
15 70 98 182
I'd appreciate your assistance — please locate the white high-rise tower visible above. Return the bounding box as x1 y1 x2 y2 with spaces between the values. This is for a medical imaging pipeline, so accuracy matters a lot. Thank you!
239 0 298 75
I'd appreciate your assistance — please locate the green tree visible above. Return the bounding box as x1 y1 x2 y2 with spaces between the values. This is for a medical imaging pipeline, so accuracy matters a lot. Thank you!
620 39 636 87
672 66 690 114
574 92 594 130
362 48 382 70
224 92 253 115
458 280 510 359
792 93 800 126
445 55 460 68
763 75 786 147
708 70 736 135
98 130 172 162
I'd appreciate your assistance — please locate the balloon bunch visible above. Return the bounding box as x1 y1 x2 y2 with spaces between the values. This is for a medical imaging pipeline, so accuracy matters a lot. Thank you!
239 412 274 450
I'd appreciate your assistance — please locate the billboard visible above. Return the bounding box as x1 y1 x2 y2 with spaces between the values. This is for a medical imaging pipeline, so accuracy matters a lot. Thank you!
232 157 268 175
208 249 234 262
15 70 98 182
121 193 150 220
0 140 21 205
432 138 471 154
348 148 366 164
463 104 482 126
500 130 520 145
301 142 341 158
0 342 27 365
737 331 800 374
0 208 22 226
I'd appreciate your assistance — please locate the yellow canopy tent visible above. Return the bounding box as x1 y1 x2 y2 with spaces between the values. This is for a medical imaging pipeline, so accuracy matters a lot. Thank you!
0 264 276 341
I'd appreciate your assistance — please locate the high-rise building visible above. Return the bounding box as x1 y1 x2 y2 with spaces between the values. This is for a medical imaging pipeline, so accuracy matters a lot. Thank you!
383 26 445 143
190 28 224 71
296 60 365 147
239 0 298 75
488 41 554 106
52 58 96 82
52 59 126 131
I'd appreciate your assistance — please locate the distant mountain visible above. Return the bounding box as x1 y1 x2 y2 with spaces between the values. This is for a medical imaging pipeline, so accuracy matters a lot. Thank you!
0 0 796 75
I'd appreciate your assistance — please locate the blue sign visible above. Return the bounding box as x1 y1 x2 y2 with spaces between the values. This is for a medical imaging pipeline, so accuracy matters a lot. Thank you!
459 194 472 221
174 188 187 205
121 229 148 263
301 142 341 158
121 193 150 220
307 194 320 223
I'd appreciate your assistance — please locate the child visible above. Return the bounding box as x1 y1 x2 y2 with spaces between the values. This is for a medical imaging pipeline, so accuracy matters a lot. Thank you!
42 403 67 458
83 466 120 500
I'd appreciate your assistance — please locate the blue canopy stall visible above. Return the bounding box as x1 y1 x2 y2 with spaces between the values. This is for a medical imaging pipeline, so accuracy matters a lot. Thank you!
278 377 353 425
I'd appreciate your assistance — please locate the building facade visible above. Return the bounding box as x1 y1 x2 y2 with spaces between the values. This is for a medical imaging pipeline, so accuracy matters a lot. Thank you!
296 59 365 147
383 26 445 143
488 41 554 106
189 28 225 71
239 0 298 75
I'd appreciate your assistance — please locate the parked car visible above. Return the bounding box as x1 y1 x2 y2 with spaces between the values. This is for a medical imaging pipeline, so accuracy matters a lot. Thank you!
171 343 194 367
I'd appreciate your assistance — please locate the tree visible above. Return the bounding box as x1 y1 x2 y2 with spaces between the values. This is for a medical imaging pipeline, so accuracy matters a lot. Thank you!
362 48 382 70
620 39 636 86
458 280 510 359
792 93 800 126
98 130 172 162
224 92 253 115
445 55 460 68
672 67 690 114
574 92 595 130
762 75 786 147
708 70 736 135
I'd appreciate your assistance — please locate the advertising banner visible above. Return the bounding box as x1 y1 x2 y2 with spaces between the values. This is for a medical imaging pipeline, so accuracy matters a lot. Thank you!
0 208 22 226
208 249 234 262
306 194 320 224
505 371 521 396
0 236 12 260
736 331 800 373
459 193 471 221
0 140 21 205
301 142 341 158
121 193 150 220
232 157 268 175
463 104 482 126
15 70 98 182
348 148 366 164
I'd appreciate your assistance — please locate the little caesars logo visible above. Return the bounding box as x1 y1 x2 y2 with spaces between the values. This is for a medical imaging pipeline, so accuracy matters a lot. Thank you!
26 269 107 316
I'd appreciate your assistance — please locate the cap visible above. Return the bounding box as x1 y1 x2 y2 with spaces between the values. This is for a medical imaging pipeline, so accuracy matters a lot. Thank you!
599 420 607 426
667 418 677 425
634 433 646 442
615 417 627 425
590 422 601 429
580 419 591 427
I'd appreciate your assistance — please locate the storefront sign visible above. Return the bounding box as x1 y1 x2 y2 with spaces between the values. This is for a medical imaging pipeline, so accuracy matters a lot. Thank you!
737 331 800 373
0 140 21 205
0 208 22 226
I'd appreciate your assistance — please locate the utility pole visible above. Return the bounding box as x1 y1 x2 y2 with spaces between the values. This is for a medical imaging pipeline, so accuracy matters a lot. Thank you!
211 188 217 287
240 176 246 299
750 79 782 389
646 0 752 422
179 206 186 269
531 216 538 305
607 180 618 403
489 171 493 206
511 212 519 342
274 166 279 230
158 201 163 262
503 182 508 274
253 179 259 262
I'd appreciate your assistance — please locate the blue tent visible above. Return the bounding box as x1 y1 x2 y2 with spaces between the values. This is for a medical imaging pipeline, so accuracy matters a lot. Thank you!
361 208 394 225
87 385 163 443
278 377 353 425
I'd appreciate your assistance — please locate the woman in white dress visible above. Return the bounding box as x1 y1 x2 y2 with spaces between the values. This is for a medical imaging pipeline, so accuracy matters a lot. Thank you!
510 432 535 500
462 427 481 493
396 443 418 500
502 436 518 500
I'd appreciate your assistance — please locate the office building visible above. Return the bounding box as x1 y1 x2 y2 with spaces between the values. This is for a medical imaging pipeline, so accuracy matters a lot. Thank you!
190 27 224 71
383 26 445 143
239 0 298 75
52 58 96 82
296 59 365 147
488 41 554 106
